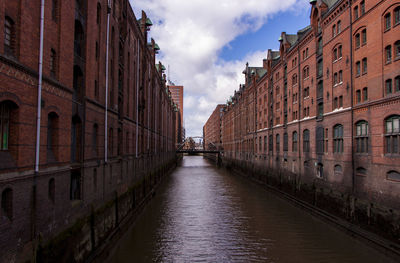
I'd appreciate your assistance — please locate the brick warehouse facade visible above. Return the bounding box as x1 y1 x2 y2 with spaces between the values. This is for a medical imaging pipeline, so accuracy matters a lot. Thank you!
218 0 400 242
0 0 177 262
203 104 225 150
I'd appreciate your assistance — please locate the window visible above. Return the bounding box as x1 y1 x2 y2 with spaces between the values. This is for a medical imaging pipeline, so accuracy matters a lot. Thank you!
362 87 368 101
360 1 365 15
354 6 359 20
303 130 310 152
356 61 360 76
337 20 341 33
283 133 288 152
292 131 298 152
395 7 400 25
356 90 361 103
334 164 343 174
362 58 367 74
385 13 391 30
385 45 392 63
387 170 400 181
332 24 336 37
361 29 367 45
339 70 343 83
70 170 81 200
48 178 55 203
276 134 280 152
385 115 400 154
1 188 12 220
71 115 82 162
259 136 262 152
317 38 323 56
52 0 58 21
317 163 324 178
356 121 368 153
396 76 400 93
356 167 367 176
50 49 56 76
395 41 400 60
334 97 338 109
276 86 280 95
338 45 342 58
303 67 309 79
269 135 273 152
333 48 338 61
334 73 338 85
386 79 393 94
93 124 98 156
47 112 58 162
264 136 267 153
333 124 344 153
303 87 309 98
317 59 323 77
292 74 297 86
0 102 11 150
339 96 343 108
317 102 324 119
97 3 102 25
355 34 360 49
316 127 324 153
4 17 15 55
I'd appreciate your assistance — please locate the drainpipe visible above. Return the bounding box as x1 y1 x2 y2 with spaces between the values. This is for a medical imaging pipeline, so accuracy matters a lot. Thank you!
35 0 45 173
136 39 140 158
349 2 355 194
105 0 111 163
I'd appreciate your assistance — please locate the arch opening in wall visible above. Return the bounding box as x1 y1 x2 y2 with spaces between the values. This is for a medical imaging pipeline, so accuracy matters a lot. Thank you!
387 170 400 181
1 188 13 220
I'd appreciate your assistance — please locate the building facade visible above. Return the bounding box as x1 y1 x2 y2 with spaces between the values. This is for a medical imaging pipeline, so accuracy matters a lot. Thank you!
168 84 184 144
0 0 177 261
203 104 225 150
220 0 400 240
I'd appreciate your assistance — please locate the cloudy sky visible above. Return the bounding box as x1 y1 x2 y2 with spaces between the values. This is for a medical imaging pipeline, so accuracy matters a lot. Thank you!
130 0 311 137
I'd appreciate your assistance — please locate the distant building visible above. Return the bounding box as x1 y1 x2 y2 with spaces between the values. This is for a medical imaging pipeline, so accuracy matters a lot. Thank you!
203 104 225 150
168 84 184 143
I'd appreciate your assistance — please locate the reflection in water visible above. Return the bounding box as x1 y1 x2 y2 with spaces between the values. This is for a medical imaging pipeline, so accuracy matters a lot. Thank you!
109 156 393 262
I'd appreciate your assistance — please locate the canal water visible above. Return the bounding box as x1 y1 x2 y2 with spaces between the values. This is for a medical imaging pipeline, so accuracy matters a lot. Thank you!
109 156 393 262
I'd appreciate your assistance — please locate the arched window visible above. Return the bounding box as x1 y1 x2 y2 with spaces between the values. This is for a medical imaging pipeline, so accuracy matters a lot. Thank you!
283 132 288 152
361 29 367 45
337 20 341 33
362 58 367 74
292 74 297 86
356 121 368 153
338 45 342 58
385 45 392 63
356 167 367 176
333 48 338 61
333 124 344 153
303 129 310 152
70 170 81 200
384 13 391 30
276 134 280 152
1 188 12 220
292 131 298 152
354 6 359 20
355 33 360 49
4 17 15 55
385 115 400 154
395 41 400 60
387 170 400 181
48 178 55 203
47 112 58 162
332 24 336 37
316 127 324 153
317 59 323 77
395 76 400 93
395 7 400 25
334 164 342 175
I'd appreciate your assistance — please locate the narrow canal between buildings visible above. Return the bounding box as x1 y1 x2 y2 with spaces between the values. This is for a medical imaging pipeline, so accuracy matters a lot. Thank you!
109 156 393 262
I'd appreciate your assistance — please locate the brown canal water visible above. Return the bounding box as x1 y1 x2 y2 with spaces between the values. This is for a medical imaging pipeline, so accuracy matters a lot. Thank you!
109 156 394 262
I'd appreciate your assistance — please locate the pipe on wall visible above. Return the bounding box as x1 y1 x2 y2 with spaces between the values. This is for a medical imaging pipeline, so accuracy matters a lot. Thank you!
105 0 111 163
35 0 45 173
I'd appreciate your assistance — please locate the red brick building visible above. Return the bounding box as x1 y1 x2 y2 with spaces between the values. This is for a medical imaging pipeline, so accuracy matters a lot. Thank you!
219 0 400 240
168 84 184 144
203 104 225 150
0 0 177 261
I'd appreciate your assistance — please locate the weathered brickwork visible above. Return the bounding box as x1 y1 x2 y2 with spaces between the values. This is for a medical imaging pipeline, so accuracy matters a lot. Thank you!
0 1 177 262
218 0 400 242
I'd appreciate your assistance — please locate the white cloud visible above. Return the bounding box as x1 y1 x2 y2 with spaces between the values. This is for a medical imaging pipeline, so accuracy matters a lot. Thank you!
129 0 305 136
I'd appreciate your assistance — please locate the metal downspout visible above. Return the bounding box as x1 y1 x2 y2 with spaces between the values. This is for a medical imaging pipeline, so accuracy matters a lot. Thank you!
105 0 111 163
